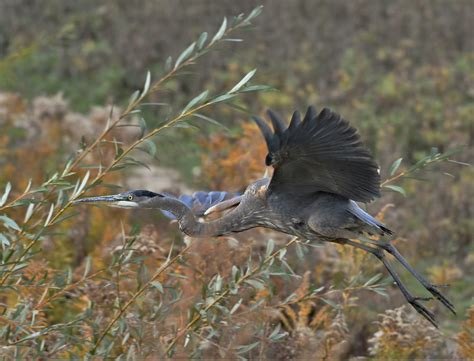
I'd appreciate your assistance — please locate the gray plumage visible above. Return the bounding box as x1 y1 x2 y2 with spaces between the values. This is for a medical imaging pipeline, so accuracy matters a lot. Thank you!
75 105 455 327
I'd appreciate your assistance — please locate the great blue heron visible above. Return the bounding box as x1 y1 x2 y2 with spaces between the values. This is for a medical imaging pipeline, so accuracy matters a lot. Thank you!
75 106 455 326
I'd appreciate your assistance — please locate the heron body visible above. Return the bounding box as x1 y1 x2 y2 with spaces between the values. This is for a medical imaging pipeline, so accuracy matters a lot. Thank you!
75 105 455 326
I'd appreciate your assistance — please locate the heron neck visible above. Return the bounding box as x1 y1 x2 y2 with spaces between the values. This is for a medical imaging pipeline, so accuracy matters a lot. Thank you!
148 197 250 237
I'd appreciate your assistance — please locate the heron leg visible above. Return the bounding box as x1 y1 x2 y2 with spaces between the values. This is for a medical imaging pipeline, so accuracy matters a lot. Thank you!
359 238 455 315
372 242 456 315
334 238 438 327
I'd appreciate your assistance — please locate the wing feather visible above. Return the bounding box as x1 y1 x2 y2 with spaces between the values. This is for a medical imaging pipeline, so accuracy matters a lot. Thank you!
160 191 240 219
254 106 381 202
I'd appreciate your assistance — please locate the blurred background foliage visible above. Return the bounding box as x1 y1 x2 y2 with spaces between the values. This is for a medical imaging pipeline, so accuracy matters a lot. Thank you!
0 0 473 359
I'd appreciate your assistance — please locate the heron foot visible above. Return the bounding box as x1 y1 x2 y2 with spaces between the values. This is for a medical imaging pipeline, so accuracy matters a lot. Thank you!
426 284 456 315
378 242 456 315
408 296 437 328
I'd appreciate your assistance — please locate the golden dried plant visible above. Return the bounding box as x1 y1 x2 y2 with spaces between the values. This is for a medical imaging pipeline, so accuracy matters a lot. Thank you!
368 306 445 359
456 305 474 359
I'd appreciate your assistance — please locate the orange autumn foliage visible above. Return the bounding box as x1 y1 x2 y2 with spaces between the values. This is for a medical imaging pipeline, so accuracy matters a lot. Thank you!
199 122 268 190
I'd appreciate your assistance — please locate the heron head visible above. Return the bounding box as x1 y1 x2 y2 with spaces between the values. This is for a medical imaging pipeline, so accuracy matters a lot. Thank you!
73 190 163 208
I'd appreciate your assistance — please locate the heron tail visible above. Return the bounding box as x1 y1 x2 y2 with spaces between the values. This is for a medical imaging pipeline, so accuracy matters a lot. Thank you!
348 200 393 237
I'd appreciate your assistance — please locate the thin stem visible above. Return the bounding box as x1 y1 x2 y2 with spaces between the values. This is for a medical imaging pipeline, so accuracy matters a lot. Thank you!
381 170 408 187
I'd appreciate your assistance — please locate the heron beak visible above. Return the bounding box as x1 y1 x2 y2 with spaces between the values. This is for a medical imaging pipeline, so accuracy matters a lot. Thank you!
73 195 139 208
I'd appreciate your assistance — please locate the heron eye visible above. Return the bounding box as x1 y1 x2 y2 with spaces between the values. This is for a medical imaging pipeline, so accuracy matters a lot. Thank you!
127 195 134 201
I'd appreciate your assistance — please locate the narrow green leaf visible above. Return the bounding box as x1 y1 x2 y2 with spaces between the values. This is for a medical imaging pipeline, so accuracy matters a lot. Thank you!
144 139 157 157
174 42 196 69
0 233 11 248
0 182 12 206
123 157 151 171
181 90 209 115
24 179 33 193
229 69 256 94
231 265 239 280
62 161 73 177
282 292 298 305
115 147 124 159
44 203 55 226
164 56 172 71
142 71 151 97
249 298 266 311
128 90 140 108
83 256 92 278
372 287 389 298
281 259 297 276
232 13 245 26
214 274 223 292
197 32 208 50
75 171 90 197
244 5 264 23
321 297 339 309
245 279 265 290
311 286 325 295
383 184 407 197
105 105 114 130
173 121 199 130
0 215 21 231
265 239 274 257
363 273 383 287
49 180 70 187
11 262 28 272
24 203 35 223
192 113 229 130
110 164 126 172
47 172 58 183
236 341 260 354
140 102 169 107
208 93 237 105
239 84 275 93
138 117 147 138
70 179 79 199
211 17 227 45
295 242 305 260
389 157 403 176
269 324 284 340
230 298 243 314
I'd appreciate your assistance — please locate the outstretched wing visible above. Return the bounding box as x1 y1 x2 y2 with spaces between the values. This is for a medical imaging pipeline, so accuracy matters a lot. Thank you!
253 106 380 202
160 191 241 219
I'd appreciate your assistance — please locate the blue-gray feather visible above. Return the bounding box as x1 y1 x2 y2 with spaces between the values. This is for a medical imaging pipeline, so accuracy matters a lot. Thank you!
160 191 240 219
347 200 392 236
